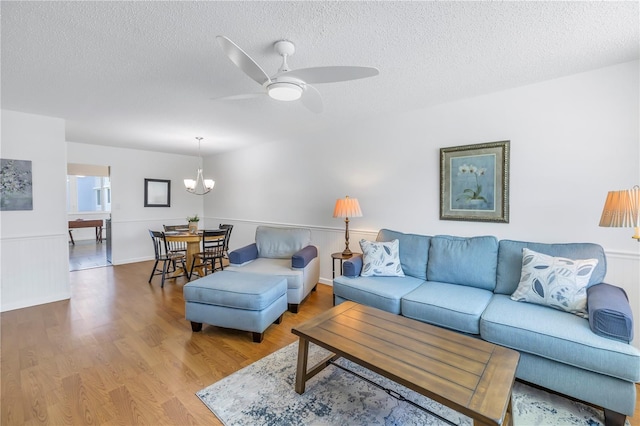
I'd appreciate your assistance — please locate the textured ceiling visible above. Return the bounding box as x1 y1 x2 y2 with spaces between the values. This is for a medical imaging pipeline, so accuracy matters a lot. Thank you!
2 1 638 156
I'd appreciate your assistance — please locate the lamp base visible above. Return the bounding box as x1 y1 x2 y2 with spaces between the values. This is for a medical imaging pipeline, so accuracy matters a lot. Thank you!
341 249 353 257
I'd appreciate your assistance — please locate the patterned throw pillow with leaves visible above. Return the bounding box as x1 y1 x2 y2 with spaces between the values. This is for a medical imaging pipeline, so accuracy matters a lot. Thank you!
510 248 598 318
359 239 405 277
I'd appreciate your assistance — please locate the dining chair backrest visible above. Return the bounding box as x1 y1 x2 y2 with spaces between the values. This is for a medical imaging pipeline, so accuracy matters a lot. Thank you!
162 225 188 253
219 224 234 252
149 230 169 259
202 229 227 254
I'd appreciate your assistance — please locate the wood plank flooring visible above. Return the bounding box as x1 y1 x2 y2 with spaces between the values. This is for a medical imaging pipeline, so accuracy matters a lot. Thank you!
1 261 639 425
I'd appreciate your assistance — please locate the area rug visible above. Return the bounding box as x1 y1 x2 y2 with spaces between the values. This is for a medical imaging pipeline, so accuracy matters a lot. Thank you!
197 341 626 426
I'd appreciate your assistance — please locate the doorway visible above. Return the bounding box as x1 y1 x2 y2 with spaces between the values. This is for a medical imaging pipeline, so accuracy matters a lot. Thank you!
67 163 111 271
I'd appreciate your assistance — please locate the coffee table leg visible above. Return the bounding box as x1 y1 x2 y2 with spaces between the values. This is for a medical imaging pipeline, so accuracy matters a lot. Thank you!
295 337 309 394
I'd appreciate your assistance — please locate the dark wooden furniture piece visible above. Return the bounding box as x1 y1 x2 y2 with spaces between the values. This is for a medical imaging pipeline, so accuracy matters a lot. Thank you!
147 230 188 287
219 223 234 257
189 229 228 278
292 301 520 426
68 219 104 245
163 224 189 255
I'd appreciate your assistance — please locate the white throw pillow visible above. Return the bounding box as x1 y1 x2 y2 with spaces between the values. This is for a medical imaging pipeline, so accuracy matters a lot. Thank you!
510 248 598 318
359 239 405 277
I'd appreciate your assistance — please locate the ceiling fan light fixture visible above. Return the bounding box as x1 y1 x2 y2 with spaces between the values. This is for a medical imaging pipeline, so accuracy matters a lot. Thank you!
267 82 303 101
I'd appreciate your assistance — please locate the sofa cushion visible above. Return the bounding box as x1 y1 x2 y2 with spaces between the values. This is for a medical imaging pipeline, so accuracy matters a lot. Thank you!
401 281 494 334
588 283 634 343
427 235 498 291
480 294 640 382
495 240 606 295
377 229 430 280
183 271 287 311
255 226 311 259
510 248 598 318
359 239 404 277
332 275 424 314
225 258 303 292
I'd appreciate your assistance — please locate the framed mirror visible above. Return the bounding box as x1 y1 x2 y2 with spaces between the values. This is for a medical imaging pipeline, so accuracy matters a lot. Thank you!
144 178 171 207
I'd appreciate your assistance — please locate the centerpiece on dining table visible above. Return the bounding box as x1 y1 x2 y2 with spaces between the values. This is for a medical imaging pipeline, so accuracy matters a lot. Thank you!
187 214 200 234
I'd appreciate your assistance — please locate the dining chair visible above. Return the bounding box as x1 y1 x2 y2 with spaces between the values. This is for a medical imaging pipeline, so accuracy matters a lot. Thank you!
148 230 188 288
219 223 234 258
190 229 227 278
163 224 188 255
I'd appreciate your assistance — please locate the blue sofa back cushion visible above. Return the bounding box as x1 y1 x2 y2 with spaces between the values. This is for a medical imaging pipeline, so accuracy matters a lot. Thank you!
495 240 607 295
427 235 498 291
377 229 431 280
256 226 312 259
588 283 633 343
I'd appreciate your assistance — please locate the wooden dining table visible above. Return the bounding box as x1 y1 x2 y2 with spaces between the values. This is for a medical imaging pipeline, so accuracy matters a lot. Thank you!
164 230 224 278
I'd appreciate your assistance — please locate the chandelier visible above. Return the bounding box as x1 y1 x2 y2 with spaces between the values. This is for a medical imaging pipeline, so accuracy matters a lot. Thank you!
184 137 215 195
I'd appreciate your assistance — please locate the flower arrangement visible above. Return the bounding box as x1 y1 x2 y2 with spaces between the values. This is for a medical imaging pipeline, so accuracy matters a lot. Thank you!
456 164 487 204
186 214 200 223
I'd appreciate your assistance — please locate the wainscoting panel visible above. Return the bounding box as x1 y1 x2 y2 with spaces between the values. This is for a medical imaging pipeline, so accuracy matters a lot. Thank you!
1 233 71 312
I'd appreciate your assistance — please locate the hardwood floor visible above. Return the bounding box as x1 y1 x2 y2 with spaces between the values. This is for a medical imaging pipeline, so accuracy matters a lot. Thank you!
1 261 639 425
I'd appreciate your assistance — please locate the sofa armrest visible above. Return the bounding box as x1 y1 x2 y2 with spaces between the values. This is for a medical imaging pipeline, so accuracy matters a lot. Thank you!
343 254 363 277
587 283 634 343
292 245 317 268
229 243 258 265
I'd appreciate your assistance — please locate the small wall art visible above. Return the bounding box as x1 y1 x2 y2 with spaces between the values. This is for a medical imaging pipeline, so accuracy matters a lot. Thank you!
440 140 510 223
0 158 33 211
144 178 171 207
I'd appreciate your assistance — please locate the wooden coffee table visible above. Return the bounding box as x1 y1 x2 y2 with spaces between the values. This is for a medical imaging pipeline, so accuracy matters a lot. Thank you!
292 301 519 426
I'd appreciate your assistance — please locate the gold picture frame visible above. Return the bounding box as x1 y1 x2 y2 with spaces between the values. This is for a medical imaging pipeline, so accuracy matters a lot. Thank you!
440 141 510 223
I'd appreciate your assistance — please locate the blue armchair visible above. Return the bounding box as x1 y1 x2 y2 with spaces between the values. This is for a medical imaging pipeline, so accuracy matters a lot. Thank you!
226 226 320 313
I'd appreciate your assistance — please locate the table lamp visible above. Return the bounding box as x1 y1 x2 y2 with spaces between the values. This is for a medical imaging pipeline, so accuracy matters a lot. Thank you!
333 196 363 256
599 185 640 242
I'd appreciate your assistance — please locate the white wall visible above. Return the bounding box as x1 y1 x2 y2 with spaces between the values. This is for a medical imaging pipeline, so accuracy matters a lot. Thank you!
1 110 70 311
66 142 205 265
204 61 640 346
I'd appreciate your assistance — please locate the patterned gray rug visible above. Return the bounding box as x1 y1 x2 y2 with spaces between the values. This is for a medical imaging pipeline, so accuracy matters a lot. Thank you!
197 341 623 426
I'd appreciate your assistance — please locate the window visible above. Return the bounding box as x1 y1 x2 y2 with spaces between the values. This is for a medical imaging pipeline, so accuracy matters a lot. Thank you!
67 163 111 213
67 176 111 212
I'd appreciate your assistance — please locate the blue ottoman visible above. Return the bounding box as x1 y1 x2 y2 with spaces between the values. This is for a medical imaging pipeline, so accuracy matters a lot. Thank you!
183 271 287 343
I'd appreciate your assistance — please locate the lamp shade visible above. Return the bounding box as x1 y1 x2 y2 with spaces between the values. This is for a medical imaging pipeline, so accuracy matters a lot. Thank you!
599 186 640 241
333 196 363 218
599 186 640 228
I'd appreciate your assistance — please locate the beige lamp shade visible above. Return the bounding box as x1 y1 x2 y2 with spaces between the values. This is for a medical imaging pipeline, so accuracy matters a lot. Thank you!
599 186 640 241
333 196 363 218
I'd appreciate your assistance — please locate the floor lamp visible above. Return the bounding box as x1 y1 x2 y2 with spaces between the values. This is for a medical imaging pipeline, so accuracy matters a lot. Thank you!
333 196 363 256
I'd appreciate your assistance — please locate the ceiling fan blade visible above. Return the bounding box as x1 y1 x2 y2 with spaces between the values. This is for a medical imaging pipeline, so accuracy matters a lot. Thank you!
216 36 271 86
211 93 264 101
300 84 323 113
279 66 379 84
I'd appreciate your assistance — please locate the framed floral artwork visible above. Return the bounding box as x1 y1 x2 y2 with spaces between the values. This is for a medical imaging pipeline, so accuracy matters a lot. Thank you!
0 158 33 211
440 140 510 223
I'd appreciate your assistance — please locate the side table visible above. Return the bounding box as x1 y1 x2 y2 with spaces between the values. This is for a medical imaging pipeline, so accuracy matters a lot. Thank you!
331 252 359 279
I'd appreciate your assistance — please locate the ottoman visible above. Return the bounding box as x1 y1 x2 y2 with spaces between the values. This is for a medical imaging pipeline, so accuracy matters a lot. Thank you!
183 271 288 343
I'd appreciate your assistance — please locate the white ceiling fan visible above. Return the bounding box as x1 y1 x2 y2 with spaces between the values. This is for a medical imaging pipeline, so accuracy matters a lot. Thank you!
216 36 379 113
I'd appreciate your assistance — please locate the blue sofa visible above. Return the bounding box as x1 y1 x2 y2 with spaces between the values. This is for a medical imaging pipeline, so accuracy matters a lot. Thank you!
333 229 640 425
